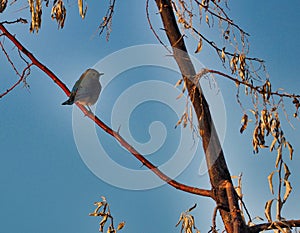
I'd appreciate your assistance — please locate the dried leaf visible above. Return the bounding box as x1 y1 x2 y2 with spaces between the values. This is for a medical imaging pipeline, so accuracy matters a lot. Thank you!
29 0 42 33
287 142 294 160
230 54 238 74
275 145 282 168
51 0 66 29
195 38 203 53
283 180 292 202
175 213 183 227
89 212 100 216
224 29 230 40
182 81 186 93
283 163 291 181
205 14 210 26
270 138 277 152
0 0 7 13
264 199 274 222
221 47 226 62
175 117 182 128
265 80 271 100
267 171 275 195
187 203 197 212
176 81 186 99
183 112 188 128
78 0 87 19
176 92 184 100
240 114 248 133
175 79 182 87
99 214 108 229
117 221 125 230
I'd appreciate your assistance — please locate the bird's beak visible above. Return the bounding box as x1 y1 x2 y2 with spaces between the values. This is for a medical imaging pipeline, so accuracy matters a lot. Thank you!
99 72 104 76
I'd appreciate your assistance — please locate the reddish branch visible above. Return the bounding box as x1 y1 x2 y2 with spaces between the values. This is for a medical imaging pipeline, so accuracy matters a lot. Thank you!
0 23 211 198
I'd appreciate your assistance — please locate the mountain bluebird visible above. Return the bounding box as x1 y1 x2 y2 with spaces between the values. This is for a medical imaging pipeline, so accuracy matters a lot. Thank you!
62 68 104 107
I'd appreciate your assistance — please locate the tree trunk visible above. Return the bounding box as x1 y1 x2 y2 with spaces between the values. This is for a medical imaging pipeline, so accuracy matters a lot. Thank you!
154 0 249 232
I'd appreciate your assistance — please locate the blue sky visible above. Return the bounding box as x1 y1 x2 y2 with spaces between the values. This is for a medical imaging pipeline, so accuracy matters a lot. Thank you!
1 1 300 233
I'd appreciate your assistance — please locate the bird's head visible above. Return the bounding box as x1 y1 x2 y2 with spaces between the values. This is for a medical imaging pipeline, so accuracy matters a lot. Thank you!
86 68 104 79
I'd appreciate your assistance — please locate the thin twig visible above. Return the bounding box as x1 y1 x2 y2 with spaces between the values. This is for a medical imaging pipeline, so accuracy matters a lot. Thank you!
0 64 33 98
146 0 171 53
206 69 300 99
0 18 28 25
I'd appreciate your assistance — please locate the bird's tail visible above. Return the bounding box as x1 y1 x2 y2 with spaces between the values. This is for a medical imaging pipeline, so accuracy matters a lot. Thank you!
61 99 74 105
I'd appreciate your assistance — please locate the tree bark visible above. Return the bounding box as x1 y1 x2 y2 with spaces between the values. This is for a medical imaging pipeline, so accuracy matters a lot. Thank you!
154 0 249 232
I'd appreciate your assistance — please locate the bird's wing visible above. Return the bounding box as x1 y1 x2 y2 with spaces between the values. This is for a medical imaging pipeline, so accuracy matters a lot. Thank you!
74 77 101 103
69 69 91 97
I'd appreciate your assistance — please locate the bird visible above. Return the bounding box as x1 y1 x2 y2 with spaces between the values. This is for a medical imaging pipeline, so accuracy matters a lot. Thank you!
62 68 104 110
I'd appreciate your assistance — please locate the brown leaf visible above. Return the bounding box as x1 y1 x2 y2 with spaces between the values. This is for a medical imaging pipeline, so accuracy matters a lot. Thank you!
29 0 42 33
174 79 182 88
0 0 7 13
187 203 197 212
117 221 125 230
270 138 277 152
78 0 87 19
51 0 66 29
267 171 275 195
264 199 274 222
275 145 282 168
205 14 210 26
195 38 203 53
221 47 226 62
240 114 248 133
283 163 291 181
287 142 294 160
175 213 183 227
283 180 292 203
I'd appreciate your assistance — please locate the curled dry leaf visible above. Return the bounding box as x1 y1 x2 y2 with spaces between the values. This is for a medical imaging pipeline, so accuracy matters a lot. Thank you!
28 0 42 33
51 0 66 29
283 163 291 181
275 145 282 168
195 38 203 53
287 142 294 160
264 199 274 222
240 113 248 133
205 14 210 27
78 0 87 19
230 54 238 74
117 221 125 230
0 0 7 13
283 180 292 203
270 138 277 152
175 78 183 88
187 203 197 212
99 214 108 232
267 171 275 195
221 47 226 62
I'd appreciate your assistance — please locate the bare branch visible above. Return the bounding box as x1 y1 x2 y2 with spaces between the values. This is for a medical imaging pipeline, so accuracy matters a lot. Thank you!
249 219 300 233
146 0 171 53
98 0 116 40
0 63 33 99
0 18 28 25
206 69 300 99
